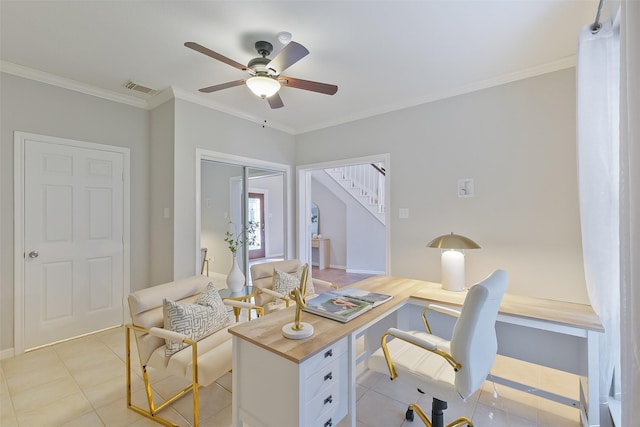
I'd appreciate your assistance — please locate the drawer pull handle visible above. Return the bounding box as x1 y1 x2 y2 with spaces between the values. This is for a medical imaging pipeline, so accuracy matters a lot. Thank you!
324 372 333 381
324 419 333 427
324 349 333 358
324 395 333 405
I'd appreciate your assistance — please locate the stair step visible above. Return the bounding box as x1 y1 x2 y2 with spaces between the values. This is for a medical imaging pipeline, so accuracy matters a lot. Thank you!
324 165 386 226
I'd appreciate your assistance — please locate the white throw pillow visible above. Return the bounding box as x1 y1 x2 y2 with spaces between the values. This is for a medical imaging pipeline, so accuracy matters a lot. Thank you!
273 265 314 297
196 282 232 326
163 299 217 356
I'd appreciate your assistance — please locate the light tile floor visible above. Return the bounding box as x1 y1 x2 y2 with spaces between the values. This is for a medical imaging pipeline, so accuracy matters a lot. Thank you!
1 326 581 427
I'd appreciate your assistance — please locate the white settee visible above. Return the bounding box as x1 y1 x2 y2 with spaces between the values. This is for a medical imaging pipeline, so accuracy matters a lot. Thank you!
125 274 259 426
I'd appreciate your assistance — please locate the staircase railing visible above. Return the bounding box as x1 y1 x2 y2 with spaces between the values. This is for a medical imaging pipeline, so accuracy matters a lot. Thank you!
327 163 385 223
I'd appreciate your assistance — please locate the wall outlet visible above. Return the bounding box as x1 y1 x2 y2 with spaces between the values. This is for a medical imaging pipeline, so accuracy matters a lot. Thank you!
399 208 410 219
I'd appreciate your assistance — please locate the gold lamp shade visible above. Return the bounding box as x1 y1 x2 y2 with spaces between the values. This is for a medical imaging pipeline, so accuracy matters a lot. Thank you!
426 232 480 250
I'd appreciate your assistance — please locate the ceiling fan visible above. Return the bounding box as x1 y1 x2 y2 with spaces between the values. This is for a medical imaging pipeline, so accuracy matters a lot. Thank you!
184 40 338 109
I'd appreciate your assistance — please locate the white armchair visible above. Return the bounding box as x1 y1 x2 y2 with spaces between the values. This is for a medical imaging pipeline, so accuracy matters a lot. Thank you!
250 259 337 314
368 270 508 427
125 275 262 426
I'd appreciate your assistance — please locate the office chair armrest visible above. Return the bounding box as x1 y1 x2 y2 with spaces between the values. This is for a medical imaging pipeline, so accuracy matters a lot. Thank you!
258 288 291 307
426 303 461 317
380 328 461 380
386 328 438 351
421 304 461 334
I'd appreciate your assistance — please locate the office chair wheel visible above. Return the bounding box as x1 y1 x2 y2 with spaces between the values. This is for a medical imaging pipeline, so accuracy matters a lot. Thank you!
405 407 414 421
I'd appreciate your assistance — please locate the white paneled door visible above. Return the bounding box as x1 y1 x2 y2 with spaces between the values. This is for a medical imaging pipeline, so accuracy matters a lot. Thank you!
22 138 125 350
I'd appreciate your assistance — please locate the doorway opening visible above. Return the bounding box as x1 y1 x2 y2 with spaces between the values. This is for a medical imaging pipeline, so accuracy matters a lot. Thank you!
296 154 390 281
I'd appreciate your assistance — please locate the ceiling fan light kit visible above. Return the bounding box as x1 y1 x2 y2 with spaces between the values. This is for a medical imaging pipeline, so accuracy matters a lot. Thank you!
185 38 337 109
246 75 281 98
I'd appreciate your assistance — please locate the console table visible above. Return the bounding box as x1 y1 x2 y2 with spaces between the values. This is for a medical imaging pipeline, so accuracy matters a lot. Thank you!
229 276 603 427
312 237 330 269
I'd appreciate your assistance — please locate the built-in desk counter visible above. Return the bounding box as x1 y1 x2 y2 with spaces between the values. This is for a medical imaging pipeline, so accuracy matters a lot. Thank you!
230 276 603 427
229 276 421 364
409 281 603 332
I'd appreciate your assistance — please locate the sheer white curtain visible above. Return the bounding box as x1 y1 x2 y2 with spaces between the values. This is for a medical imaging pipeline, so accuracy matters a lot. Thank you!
576 17 620 406
619 1 640 424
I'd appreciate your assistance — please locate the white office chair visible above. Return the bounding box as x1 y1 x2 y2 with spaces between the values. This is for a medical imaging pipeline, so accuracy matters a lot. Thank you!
368 270 507 427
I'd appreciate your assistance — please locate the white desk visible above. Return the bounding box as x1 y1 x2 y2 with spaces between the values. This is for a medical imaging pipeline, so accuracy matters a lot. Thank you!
229 276 603 427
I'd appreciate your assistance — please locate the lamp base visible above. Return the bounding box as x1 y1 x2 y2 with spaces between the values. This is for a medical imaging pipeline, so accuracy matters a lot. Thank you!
441 250 466 292
282 322 314 339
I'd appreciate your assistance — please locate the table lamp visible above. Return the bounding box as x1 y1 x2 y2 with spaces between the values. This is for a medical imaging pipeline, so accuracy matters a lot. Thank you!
427 232 480 292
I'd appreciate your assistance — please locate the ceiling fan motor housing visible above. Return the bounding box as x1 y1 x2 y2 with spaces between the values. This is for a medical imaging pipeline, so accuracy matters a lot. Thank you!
247 57 275 76
255 41 273 57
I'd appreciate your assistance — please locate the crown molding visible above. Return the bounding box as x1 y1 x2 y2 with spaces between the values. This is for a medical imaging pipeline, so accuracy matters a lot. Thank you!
0 61 149 109
169 87 295 135
295 55 577 135
1 60 296 134
3 56 576 136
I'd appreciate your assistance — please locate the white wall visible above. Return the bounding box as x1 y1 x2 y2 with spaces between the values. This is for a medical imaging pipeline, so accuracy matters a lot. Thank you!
311 172 386 273
0 73 150 350
346 203 386 274
297 69 588 304
149 100 175 285
311 176 347 267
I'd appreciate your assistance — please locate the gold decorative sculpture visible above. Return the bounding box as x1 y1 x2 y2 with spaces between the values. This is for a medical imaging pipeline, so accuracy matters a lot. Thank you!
282 264 314 339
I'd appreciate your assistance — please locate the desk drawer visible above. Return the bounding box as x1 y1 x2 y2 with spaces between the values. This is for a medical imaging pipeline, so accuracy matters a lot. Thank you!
305 381 341 425
304 337 347 378
305 357 341 397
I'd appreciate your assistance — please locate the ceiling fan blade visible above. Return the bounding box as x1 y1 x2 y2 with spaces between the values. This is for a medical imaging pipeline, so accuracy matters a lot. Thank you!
279 76 338 95
185 42 247 71
198 79 246 93
267 93 284 109
267 42 309 74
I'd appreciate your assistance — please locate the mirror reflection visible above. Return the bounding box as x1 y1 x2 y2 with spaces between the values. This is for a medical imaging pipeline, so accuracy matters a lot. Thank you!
311 202 319 236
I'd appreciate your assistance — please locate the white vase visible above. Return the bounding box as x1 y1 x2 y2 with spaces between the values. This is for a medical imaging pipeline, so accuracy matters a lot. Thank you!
226 256 245 293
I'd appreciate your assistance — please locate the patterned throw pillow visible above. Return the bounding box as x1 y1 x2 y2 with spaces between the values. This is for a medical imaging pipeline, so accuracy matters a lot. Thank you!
273 265 315 297
163 299 217 356
195 282 232 326
273 268 303 297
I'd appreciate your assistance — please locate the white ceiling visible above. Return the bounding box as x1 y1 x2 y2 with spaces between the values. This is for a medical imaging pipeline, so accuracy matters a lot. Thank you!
0 1 599 135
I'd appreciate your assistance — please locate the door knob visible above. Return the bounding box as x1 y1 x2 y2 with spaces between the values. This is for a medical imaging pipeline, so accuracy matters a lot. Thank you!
28 251 39 258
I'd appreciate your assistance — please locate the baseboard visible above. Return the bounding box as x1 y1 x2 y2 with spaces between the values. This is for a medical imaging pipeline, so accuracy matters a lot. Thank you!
346 268 385 275
0 347 15 360
265 252 284 259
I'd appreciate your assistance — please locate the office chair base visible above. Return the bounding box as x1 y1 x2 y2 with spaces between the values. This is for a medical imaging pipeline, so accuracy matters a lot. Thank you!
406 399 473 427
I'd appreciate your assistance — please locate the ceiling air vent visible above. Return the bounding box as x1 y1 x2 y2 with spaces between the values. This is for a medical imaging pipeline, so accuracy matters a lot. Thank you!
124 80 159 96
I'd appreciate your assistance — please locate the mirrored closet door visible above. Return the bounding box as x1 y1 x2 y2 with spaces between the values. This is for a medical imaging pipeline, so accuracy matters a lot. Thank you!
200 159 286 282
